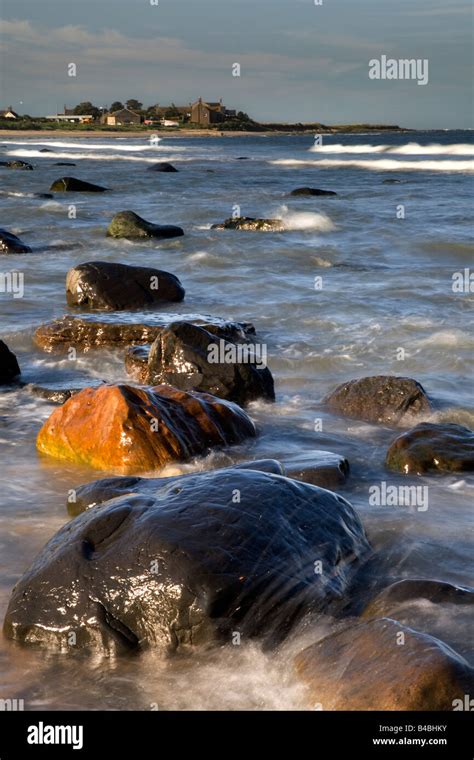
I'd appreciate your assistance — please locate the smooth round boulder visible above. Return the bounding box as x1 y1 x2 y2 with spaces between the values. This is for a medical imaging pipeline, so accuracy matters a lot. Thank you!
290 187 337 196
386 422 474 474
295 618 474 710
211 216 285 232
107 210 184 240
143 321 274 405
284 450 349 489
66 261 185 310
50 177 108 192
362 579 474 620
0 229 31 254
36 383 256 473
147 162 179 172
0 340 21 384
4 466 370 654
324 375 432 425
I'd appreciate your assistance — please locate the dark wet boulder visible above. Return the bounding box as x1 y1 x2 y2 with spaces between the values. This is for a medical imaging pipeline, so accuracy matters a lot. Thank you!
324 375 432 426
295 618 474 710
290 187 337 196
50 177 108 192
129 321 274 405
284 450 349 489
147 162 179 172
0 160 34 170
211 216 285 232
37 383 256 472
0 229 32 254
4 465 370 654
386 422 474 474
54 162 76 167
362 579 474 620
0 340 21 384
383 179 403 184
34 193 54 199
66 261 185 311
39 148 53 153
35 314 255 352
125 345 150 383
107 210 184 240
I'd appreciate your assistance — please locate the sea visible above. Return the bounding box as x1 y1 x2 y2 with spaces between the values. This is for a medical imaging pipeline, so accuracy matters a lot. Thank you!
0 129 472 709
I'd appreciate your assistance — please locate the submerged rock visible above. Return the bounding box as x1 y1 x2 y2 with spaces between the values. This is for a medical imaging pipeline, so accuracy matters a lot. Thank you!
54 162 76 167
4 465 370 653
147 162 179 172
107 210 184 240
0 340 21 384
295 618 474 710
128 321 274 405
66 261 185 311
290 187 337 196
50 177 108 192
36 383 256 472
324 375 432 426
0 229 32 254
386 422 474 474
362 578 474 620
0 160 34 170
284 450 349 489
35 314 256 352
211 217 285 232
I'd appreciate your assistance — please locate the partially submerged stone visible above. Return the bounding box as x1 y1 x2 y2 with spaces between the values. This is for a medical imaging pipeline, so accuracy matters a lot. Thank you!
284 450 349 489
36 383 256 472
295 618 474 710
0 228 32 254
4 466 370 653
147 162 179 172
50 177 108 192
211 217 285 232
290 187 337 196
66 261 185 310
324 375 432 426
0 340 21 384
386 422 474 474
106 210 183 240
35 314 256 353
127 321 274 405
362 579 474 620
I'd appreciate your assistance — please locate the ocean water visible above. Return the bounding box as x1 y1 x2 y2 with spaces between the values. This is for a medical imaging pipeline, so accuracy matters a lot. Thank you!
0 130 473 710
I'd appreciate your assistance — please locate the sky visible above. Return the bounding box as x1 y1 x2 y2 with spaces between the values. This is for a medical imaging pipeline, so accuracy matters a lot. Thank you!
0 0 472 128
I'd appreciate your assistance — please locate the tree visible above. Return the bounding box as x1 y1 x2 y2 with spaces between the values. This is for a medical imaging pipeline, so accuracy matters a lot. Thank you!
109 101 124 113
73 102 100 119
236 111 251 122
126 99 143 112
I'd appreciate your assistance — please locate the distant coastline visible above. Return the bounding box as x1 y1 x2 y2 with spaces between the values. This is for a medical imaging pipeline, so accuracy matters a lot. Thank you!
0 123 410 138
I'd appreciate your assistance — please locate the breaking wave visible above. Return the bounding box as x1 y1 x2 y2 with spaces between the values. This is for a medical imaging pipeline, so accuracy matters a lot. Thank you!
309 142 474 156
276 206 336 231
272 158 474 172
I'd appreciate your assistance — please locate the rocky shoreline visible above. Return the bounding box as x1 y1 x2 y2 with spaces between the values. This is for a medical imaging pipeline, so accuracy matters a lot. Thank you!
1 144 473 712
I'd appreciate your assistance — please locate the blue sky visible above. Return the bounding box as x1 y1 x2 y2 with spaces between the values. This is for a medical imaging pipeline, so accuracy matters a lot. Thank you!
0 0 472 127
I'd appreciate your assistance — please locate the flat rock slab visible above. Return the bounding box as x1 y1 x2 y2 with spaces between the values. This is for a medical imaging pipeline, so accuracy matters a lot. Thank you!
50 177 108 192
0 340 21 384
36 383 256 472
211 217 285 232
295 618 474 710
0 228 32 254
4 465 370 654
35 314 256 352
325 375 432 426
66 261 185 310
107 210 183 240
386 422 474 474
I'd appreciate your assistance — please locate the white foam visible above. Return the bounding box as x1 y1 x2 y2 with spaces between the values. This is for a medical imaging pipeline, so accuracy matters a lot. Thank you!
272 158 474 172
309 142 474 156
276 205 336 232
1 140 163 152
3 148 184 164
